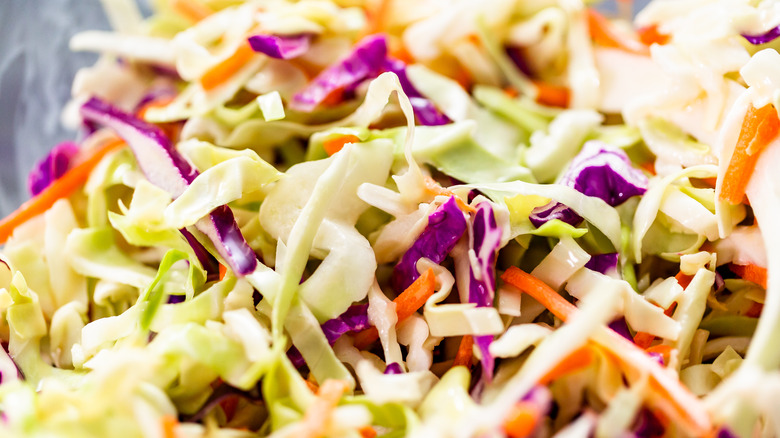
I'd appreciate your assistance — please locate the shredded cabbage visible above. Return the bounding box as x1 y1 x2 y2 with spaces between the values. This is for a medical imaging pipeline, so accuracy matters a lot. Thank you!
6 0 780 436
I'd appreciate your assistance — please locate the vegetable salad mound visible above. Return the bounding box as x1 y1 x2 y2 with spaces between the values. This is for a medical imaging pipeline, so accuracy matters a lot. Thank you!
1 0 780 437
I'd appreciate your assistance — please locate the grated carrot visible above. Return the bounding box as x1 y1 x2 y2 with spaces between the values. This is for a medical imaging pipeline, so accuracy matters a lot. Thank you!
539 346 594 385
501 267 713 436
452 335 474 368
200 42 257 91
503 401 541 438
161 415 178 438
720 104 780 204
637 24 670 46
634 302 677 349
359 426 377 438
423 177 475 213
675 272 694 290
323 135 361 156
531 81 570 108
729 263 768 289
639 160 656 175
0 138 126 245
171 0 212 23
353 268 436 349
218 264 227 281
298 379 349 438
363 0 392 36
586 8 649 56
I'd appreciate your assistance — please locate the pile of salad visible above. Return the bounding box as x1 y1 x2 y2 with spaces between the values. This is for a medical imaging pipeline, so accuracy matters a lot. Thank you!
2 0 780 436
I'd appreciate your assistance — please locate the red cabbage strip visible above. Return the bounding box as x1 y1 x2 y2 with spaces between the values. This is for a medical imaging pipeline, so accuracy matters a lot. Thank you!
585 252 619 274
384 362 403 374
290 34 388 111
742 25 780 45
531 141 648 228
195 205 258 276
391 197 468 293
632 409 665 438
179 227 220 277
247 34 312 59
382 58 451 126
607 317 632 341
287 303 371 368
561 141 648 206
289 34 449 126
529 201 583 228
320 303 371 344
468 202 503 381
28 141 79 196
80 97 258 275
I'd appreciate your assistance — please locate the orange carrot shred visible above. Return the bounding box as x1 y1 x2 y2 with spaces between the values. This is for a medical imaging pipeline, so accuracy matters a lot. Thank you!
675 271 694 290
637 24 670 46
503 86 520 98
364 0 392 36
501 267 712 436
586 8 649 56
218 264 228 281
720 104 780 204
352 326 381 350
353 268 437 349
359 426 378 438
639 160 656 175
633 331 655 349
452 335 474 368
171 0 212 22
539 346 594 385
503 401 541 438
423 177 475 213
298 379 349 438
634 302 677 348
500 267 575 322
323 135 361 156
161 415 178 438
531 80 570 108
0 138 126 245
729 263 768 289
200 42 256 91
390 44 415 64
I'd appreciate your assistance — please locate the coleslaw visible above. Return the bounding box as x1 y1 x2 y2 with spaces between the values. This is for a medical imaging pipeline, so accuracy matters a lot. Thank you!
1 0 780 437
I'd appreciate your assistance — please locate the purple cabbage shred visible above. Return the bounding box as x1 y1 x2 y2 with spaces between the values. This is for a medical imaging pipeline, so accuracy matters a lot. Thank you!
28 141 79 196
468 202 503 382
632 409 665 438
320 303 371 344
383 58 451 126
80 97 258 276
529 202 583 228
742 25 780 45
391 196 467 292
530 141 648 228
290 34 450 126
383 362 403 374
291 34 388 111
585 253 619 275
247 33 312 59
608 317 633 341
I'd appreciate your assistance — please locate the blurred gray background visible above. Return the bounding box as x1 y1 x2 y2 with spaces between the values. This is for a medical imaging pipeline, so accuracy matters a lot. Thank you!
0 0 649 216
